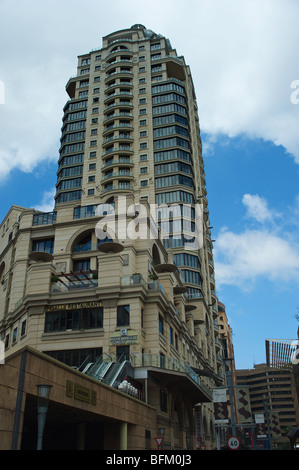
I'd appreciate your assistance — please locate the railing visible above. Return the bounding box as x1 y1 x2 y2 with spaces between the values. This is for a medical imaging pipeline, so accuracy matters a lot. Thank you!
14 297 24 311
103 135 133 145
102 159 132 168
130 353 212 399
73 243 98 253
51 273 98 292
103 112 133 123
104 123 133 130
184 291 204 300
102 172 132 181
102 184 132 192
104 101 133 111
121 276 166 296
81 352 212 401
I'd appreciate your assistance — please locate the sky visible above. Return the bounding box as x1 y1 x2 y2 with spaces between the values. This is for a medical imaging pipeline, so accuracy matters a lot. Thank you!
0 0 298 369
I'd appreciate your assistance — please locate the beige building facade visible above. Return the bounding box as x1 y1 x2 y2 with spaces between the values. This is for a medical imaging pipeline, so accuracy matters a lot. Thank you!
0 25 225 450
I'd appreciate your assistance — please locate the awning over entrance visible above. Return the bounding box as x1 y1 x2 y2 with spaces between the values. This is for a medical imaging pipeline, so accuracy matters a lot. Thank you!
134 366 212 404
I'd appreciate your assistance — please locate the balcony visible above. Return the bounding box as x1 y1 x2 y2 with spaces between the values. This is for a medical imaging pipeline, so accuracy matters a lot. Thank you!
104 91 133 104
208 259 214 273
210 289 217 304
213 320 219 334
184 290 204 300
102 171 133 183
120 276 166 296
105 59 133 73
65 77 77 99
104 81 133 93
29 250 53 262
104 101 133 114
102 158 133 170
131 353 212 403
103 112 133 124
102 183 133 194
104 70 133 83
50 271 98 292
97 239 124 254
102 146 133 158
103 123 133 136
73 242 98 253
105 49 133 62
102 135 133 147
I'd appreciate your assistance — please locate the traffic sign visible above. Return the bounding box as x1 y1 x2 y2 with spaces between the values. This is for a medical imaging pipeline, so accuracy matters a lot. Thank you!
155 437 164 449
264 439 270 449
227 436 240 450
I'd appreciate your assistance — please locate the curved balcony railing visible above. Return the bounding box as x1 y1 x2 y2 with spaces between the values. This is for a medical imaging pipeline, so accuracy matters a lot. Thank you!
130 353 212 399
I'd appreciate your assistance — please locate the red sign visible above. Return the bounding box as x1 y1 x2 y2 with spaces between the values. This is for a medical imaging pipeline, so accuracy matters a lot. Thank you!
227 436 240 450
155 437 164 449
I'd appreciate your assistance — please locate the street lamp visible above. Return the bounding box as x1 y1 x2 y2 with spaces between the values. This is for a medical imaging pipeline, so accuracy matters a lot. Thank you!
224 358 236 437
263 394 272 450
36 384 52 450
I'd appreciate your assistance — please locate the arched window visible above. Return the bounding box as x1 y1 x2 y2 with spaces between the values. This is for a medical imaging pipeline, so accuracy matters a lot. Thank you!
152 244 161 266
73 233 92 253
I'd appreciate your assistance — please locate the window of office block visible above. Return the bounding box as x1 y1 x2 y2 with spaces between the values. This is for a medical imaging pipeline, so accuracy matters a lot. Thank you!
117 305 130 327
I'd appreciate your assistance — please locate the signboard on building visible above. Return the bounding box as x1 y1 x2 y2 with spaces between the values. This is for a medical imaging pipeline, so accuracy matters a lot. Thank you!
66 380 97 405
110 329 138 345
46 301 102 312
235 387 252 424
271 413 282 439
213 388 229 424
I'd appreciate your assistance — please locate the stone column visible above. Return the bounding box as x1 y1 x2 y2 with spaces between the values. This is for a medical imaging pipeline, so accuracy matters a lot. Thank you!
77 422 85 450
119 422 128 450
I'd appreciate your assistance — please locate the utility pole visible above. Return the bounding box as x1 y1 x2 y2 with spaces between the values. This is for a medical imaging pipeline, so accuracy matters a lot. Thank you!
263 394 272 450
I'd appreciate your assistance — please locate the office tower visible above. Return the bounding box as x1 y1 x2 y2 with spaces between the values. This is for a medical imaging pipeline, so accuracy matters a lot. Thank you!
0 25 224 450
236 364 299 448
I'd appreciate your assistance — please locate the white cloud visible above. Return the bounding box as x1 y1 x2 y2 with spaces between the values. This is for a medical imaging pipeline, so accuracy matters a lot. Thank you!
34 188 56 213
214 228 299 289
183 0 299 162
214 193 299 289
242 194 277 223
0 0 298 184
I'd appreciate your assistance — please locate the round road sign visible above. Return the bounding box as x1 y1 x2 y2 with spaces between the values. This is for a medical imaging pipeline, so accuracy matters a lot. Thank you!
227 436 240 450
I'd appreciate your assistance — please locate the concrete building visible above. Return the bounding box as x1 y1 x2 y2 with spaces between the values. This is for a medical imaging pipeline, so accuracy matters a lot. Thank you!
218 301 238 419
265 335 299 448
236 363 299 448
0 25 224 450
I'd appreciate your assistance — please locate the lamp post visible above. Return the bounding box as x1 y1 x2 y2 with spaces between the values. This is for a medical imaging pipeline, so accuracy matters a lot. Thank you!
263 394 272 450
36 384 52 450
224 358 236 437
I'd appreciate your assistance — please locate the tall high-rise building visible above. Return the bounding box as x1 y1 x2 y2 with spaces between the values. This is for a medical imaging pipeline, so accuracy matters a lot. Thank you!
57 24 210 304
0 25 225 450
